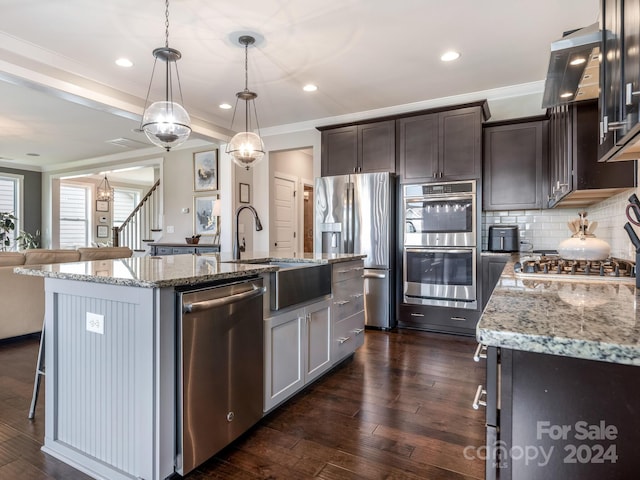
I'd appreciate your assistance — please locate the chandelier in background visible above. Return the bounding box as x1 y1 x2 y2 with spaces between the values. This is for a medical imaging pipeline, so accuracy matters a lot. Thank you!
226 35 265 170
140 0 191 151
97 175 114 202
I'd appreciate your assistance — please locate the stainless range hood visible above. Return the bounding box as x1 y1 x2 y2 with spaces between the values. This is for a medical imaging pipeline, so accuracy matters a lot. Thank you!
542 22 601 108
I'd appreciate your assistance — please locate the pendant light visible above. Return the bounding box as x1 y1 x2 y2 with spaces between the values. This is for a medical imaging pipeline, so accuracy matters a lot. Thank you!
140 0 191 151
97 175 114 202
226 35 265 170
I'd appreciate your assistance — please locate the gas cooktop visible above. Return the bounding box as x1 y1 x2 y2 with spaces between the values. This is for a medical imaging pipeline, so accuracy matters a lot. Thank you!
515 255 636 279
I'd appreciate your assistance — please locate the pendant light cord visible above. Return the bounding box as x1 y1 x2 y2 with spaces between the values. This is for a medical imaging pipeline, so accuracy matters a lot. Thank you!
165 0 170 48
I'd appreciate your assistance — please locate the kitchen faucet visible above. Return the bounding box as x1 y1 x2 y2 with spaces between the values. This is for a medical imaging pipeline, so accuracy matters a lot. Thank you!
234 205 263 260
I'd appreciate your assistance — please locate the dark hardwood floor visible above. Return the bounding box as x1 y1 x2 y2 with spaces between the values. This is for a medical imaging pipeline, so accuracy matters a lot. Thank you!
0 329 486 479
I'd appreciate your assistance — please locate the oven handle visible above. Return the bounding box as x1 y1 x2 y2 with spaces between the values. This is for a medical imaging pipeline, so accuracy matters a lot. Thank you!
405 247 475 254
404 194 474 202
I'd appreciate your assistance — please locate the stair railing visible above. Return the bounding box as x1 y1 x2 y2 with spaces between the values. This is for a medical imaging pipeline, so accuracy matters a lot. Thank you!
112 179 161 252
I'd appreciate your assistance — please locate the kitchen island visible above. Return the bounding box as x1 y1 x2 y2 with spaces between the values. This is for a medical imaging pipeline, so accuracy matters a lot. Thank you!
476 259 640 479
16 252 365 480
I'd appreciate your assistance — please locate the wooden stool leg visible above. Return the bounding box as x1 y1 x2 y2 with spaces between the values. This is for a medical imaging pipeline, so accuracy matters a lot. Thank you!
28 319 45 420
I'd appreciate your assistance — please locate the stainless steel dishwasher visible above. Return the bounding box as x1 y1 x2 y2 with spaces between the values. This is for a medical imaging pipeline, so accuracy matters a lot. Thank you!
176 277 266 476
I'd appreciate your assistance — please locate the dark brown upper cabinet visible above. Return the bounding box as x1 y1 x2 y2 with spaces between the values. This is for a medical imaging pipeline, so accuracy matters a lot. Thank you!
320 120 395 176
397 105 486 183
483 118 548 211
549 99 635 208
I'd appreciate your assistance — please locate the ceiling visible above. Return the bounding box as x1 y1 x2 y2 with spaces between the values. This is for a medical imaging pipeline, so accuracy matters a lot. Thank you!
0 0 600 171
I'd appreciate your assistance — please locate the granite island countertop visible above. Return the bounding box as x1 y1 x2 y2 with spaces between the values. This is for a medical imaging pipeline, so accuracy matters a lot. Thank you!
14 251 366 288
477 258 640 366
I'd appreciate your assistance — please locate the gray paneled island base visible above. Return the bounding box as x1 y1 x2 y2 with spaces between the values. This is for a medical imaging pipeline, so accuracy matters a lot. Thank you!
16 252 365 480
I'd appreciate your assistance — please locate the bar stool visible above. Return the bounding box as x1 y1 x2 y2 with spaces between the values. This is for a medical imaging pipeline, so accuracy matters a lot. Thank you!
28 318 45 419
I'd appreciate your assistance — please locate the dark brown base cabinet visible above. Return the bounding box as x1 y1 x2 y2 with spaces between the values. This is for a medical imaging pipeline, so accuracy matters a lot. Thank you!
398 303 480 336
483 347 640 479
481 255 508 310
483 118 548 210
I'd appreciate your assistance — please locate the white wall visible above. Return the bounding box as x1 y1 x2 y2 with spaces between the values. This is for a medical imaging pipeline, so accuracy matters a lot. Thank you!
250 129 322 253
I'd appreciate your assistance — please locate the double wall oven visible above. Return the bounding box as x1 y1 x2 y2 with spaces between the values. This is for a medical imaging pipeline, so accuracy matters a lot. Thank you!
402 180 478 310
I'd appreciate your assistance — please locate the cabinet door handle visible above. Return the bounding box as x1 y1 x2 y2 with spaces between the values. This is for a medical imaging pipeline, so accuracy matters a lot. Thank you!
353 328 364 335
473 343 487 362
472 384 487 410
337 336 351 344
607 121 627 130
626 82 640 105
334 300 350 306
351 293 363 299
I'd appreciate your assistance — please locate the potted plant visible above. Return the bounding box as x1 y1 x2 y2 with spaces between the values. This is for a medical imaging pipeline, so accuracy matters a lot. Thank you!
16 229 41 250
0 212 16 251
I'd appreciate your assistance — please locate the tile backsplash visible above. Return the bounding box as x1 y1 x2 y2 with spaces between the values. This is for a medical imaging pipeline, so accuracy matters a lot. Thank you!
482 188 638 260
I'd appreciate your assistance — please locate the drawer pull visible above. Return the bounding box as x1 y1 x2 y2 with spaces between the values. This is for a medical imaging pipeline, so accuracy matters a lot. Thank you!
472 384 487 410
337 336 351 344
351 293 363 299
353 267 364 272
353 328 364 335
410 313 424 317
450 316 466 322
473 343 487 362
334 300 350 306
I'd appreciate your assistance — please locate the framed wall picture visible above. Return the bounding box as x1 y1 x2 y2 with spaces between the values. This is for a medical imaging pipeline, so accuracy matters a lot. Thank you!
193 195 219 236
96 200 109 212
239 182 250 203
96 225 109 238
193 149 218 191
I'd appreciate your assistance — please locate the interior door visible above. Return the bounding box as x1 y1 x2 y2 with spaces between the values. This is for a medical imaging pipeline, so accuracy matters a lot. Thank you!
272 173 297 255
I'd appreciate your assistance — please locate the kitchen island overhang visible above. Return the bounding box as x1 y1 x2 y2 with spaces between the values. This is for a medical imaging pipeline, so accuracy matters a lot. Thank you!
16 252 365 480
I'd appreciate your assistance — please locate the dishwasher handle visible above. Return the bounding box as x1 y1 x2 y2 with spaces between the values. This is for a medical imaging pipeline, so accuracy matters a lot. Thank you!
183 284 266 313
363 271 386 279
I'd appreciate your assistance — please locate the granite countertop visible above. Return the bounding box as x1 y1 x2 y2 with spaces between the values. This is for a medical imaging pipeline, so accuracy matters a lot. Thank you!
477 258 640 366
14 252 366 288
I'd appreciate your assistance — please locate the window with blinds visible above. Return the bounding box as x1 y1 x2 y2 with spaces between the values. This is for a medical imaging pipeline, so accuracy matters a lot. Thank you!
0 175 21 249
59 184 89 248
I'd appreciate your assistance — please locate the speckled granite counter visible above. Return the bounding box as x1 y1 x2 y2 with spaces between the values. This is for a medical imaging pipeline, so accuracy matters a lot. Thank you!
14 252 366 288
477 258 640 366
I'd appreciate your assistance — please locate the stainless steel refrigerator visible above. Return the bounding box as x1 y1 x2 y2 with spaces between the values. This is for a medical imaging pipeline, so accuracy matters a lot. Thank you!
314 172 396 329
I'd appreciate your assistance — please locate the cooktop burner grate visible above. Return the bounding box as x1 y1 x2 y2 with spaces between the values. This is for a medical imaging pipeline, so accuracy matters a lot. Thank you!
515 255 636 278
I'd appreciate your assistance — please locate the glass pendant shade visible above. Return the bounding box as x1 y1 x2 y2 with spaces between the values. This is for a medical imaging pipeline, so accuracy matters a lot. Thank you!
225 35 264 170
142 100 191 150
97 175 114 201
227 131 265 169
140 1 191 152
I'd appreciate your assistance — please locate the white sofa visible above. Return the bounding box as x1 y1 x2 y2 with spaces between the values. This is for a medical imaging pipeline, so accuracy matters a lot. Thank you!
0 247 132 340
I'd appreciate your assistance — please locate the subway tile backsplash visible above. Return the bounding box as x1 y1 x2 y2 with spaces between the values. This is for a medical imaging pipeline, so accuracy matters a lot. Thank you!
481 188 638 260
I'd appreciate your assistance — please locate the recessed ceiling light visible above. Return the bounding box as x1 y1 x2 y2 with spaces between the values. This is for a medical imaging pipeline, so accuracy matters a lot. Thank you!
560 92 574 98
570 57 586 66
115 58 133 68
219 103 232 110
440 51 461 62
303 84 318 92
